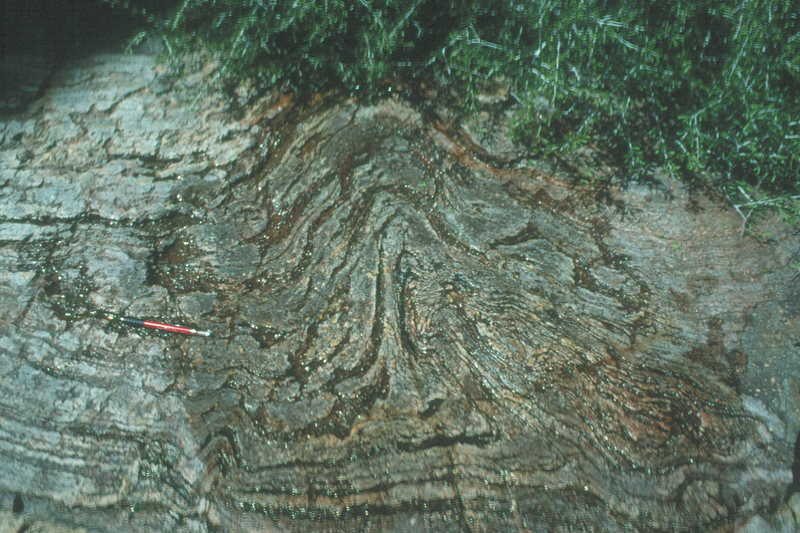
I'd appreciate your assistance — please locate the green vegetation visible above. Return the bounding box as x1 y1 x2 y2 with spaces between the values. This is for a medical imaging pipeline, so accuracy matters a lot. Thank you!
109 0 799 228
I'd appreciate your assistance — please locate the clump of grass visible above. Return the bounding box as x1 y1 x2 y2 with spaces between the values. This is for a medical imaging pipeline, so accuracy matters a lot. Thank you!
108 0 799 228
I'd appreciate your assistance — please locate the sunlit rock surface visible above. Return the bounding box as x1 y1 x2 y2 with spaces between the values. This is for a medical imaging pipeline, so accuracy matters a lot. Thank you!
1 52 798 532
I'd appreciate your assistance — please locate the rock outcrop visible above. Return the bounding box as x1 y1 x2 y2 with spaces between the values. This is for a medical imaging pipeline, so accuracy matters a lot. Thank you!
1 51 798 532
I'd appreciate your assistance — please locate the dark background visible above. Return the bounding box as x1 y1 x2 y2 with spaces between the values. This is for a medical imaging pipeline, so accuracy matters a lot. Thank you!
1 0 175 59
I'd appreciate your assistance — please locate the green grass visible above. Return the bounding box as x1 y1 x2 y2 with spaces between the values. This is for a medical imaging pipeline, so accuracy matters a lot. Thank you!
108 0 800 230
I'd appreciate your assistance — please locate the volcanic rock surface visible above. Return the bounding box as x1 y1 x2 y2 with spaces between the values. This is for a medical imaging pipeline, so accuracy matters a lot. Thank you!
1 51 799 532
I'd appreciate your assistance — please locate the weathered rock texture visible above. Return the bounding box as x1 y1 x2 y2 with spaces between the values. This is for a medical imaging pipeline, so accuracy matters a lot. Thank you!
1 52 799 532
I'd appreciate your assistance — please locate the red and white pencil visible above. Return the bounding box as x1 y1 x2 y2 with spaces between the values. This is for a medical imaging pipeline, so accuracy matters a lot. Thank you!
110 315 211 337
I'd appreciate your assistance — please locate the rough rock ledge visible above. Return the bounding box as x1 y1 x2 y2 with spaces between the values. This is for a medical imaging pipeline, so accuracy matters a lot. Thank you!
1 51 799 532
